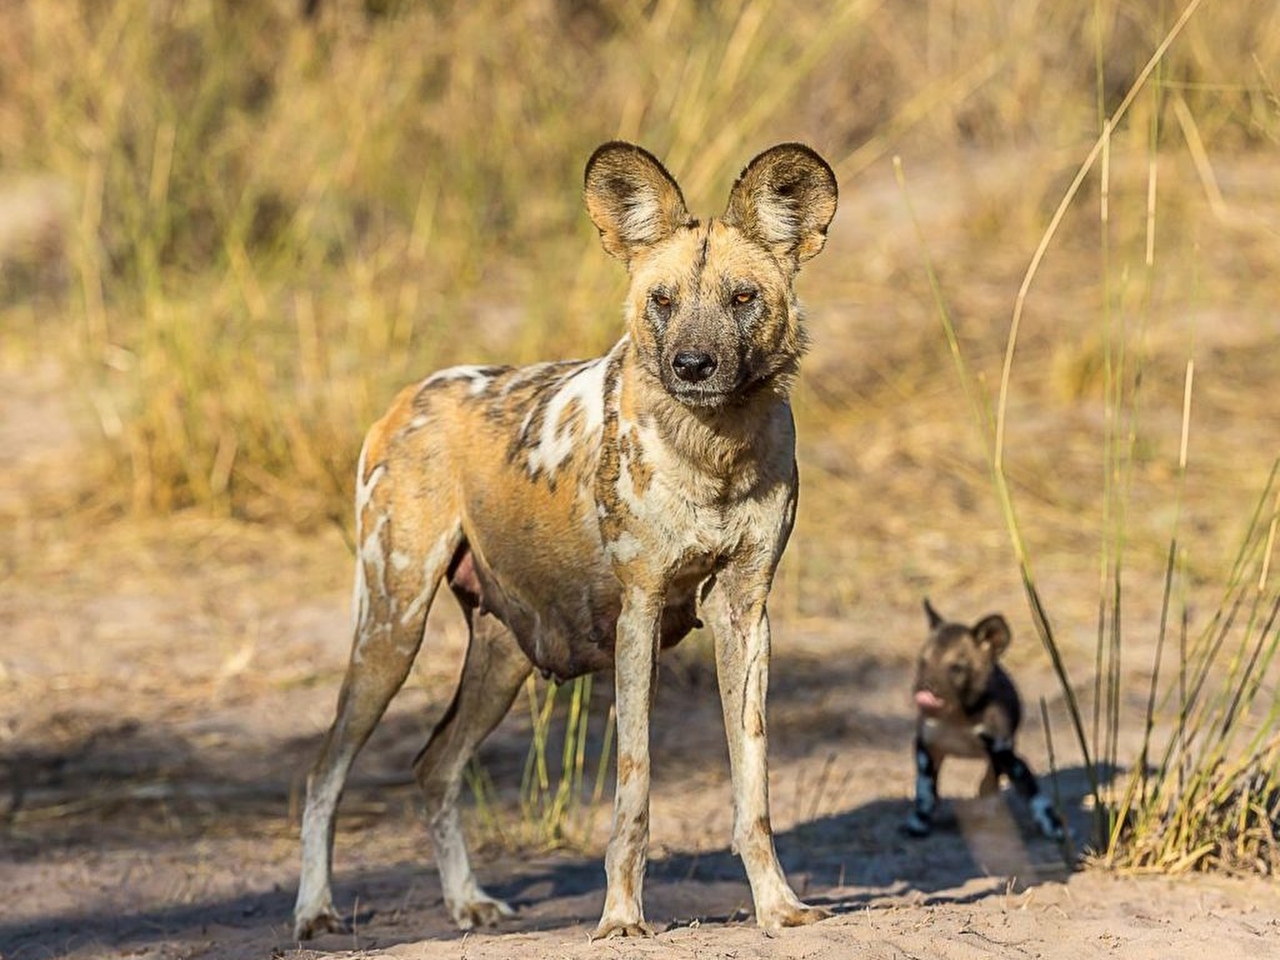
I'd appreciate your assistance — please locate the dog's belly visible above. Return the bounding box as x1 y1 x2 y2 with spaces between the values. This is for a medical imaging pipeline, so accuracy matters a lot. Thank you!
413 349 714 680
452 542 707 682
919 717 988 759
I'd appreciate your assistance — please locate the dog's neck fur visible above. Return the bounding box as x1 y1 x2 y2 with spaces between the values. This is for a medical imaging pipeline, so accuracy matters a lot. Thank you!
618 336 794 497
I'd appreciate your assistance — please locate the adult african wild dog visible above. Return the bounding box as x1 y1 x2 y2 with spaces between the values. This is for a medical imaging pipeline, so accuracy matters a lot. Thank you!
292 142 838 940
907 599 1066 841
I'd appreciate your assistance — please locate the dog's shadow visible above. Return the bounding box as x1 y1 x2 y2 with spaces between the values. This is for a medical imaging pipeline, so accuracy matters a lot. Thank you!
473 762 1097 935
0 722 1102 959
0 641 1104 956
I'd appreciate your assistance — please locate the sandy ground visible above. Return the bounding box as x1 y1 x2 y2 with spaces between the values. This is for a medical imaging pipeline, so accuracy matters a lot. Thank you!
3 349 1279 960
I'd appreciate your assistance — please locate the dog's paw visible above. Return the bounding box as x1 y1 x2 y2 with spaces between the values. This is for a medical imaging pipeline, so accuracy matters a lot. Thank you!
293 904 348 940
1030 795 1067 843
591 917 656 940
451 893 515 931
1040 818 1068 844
761 902 832 929
902 811 932 837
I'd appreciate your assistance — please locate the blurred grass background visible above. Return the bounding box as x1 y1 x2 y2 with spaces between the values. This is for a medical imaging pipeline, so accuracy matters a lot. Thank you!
2 0 1279 867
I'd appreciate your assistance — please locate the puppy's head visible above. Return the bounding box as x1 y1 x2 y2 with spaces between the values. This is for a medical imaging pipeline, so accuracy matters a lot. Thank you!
913 599 1011 719
584 142 837 408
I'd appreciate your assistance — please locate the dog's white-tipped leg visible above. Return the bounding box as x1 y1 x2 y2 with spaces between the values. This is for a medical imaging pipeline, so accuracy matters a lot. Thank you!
593 586 661 940
294 763 350 939
704 580 831 931
415 609 529 933
293 473 460 940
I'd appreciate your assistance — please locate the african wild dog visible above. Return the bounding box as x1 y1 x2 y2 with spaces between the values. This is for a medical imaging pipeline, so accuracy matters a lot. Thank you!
906 600 1066 842
292 142 838 940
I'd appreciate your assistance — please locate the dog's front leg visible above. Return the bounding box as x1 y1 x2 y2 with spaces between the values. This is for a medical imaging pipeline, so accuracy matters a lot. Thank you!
593 585 662 939
704 571 831 930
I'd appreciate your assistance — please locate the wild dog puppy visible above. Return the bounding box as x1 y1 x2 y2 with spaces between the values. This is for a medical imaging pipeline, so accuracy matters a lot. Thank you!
292 142 838 940
906 600 1066 842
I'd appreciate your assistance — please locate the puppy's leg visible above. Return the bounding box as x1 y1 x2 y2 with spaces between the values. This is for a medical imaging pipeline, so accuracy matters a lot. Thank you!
414 605 530 930
983 737 1066 842
593 587 661 940
978 761 999 798
905 736 943 837
704 579 829 930
293 519 460 940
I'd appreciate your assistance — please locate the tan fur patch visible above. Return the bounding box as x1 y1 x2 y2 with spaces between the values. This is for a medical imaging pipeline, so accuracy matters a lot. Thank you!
361 382 419 482
619 428 653 497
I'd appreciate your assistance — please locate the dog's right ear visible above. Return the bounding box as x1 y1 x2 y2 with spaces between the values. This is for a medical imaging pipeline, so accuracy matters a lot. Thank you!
923 598 944 630
584 142 691 265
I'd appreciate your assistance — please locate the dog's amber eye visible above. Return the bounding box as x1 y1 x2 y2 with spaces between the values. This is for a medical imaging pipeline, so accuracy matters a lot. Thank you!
733 290 756 306
651 293 671 309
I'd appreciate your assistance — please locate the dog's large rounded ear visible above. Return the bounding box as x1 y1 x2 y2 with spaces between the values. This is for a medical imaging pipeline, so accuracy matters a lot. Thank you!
584 142 691 264
974 615 1012 657
724 143 838 264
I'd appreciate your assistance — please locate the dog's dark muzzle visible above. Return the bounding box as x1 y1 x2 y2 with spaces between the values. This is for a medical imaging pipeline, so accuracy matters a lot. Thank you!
671 349 718 383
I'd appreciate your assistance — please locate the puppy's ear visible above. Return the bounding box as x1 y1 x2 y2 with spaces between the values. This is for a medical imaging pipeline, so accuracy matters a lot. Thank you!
584 142 691 264
923 598 945 631
724 143 838 264
974 615 1012 657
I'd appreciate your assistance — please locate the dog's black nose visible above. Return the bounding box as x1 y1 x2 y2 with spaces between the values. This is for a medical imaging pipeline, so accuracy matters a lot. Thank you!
671 350 717 383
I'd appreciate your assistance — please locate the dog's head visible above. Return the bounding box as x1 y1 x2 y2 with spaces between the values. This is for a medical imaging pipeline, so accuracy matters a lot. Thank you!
584 142 837 408
913 599 1011 719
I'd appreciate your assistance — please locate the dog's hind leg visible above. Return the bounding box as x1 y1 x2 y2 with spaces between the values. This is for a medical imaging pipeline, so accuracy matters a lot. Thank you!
293 474 462 940
414 600 530 930
981 735 1067 842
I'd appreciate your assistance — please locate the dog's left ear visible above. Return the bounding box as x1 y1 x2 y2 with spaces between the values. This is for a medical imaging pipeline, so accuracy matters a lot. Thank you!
724 143 838 264
974 615 1012 658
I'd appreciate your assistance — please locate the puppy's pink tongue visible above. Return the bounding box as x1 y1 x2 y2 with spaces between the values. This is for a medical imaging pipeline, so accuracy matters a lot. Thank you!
915 689 945 711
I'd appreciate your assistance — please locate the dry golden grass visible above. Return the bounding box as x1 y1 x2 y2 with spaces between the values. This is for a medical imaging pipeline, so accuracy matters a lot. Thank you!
3 0 1279 870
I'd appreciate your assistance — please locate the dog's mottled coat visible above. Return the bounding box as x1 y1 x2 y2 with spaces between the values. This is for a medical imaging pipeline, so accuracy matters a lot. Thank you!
293 141 838 940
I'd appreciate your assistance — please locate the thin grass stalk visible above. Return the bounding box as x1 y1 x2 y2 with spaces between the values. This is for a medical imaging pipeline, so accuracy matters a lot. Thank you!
519 676 560 835
570 675 593 825
1143 466 1278 800
548 677 588 836
1179 606 1189 795
993 0 1209 474
1220 594 1280 739
1178 487 1280 756
1205 588 1271 743
1114 471 1280 871
1106 513 1122 801
1096 98 1118 799
1040 696 1075 865
591 704 616 810
464 759 505 846
1142 361 1195 803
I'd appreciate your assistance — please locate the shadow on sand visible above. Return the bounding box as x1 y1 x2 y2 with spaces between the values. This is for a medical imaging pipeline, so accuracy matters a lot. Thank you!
1 724 1097 959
